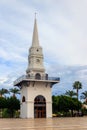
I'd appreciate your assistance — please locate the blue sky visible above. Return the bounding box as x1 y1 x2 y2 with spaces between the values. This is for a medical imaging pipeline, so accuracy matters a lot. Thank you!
0 0 87 97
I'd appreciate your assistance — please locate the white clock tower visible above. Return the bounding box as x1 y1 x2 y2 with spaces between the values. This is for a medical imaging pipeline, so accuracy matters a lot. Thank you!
26 17 45 79
14 16 60 118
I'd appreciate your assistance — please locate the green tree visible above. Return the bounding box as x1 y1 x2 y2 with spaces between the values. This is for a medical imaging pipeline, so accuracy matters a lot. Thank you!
52 95 82 117
0 97 7 117
0 97 7 109
65 90 77 98
6 97 20 117
52 95 59 113
80 91 87 103
0 88 9 97
72 98 82 111
73 81 82 100
58 95 70 112
9 88 20 97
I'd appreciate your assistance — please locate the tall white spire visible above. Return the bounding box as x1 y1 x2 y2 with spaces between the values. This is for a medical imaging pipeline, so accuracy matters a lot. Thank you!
26 15 45 75
32 13 39 47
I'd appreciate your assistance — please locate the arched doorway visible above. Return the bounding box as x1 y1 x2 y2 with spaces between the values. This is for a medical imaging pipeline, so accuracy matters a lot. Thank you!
34 95 46 118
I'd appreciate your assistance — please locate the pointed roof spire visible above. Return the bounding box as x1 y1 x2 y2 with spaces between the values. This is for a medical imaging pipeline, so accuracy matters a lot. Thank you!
32 13 39 47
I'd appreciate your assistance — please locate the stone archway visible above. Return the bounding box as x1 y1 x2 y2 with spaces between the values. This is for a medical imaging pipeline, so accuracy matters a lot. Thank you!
34 95 46 118
35 73 41 80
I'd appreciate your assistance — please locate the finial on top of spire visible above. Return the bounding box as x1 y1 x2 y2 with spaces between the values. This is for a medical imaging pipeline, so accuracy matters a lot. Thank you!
35 12 37 19
32 12 39 47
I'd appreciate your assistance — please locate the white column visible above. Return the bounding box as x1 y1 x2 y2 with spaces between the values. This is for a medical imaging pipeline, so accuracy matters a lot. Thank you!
46 102 52 118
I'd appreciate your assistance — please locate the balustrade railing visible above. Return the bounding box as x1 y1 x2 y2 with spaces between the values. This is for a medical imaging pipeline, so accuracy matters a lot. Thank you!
14 75 60 85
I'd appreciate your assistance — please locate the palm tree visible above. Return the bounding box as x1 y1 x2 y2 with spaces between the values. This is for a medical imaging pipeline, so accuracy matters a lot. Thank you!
80 91 87 102
9 88 20 98
65 90 77 98
73 81 82 100
0 88 9 97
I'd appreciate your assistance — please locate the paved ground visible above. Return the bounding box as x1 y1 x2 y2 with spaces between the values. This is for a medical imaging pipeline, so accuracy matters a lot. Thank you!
0 117 87 130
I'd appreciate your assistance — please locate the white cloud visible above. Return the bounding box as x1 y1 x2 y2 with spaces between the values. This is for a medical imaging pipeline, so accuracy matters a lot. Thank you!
0 0 87 94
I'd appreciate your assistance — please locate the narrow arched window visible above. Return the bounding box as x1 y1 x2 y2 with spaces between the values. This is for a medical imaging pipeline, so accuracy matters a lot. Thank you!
35 73 41 80
22 96 25 102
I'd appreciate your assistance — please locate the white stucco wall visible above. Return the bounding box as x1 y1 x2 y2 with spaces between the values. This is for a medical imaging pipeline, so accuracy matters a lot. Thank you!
20 81 52 118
